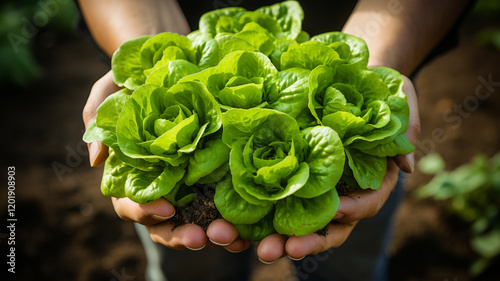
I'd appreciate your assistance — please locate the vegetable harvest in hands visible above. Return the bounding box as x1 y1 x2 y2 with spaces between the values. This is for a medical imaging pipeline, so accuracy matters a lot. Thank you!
83 1 415 240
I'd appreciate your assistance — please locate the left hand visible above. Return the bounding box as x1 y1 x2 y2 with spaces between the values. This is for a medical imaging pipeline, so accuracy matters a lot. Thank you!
255 75 420 263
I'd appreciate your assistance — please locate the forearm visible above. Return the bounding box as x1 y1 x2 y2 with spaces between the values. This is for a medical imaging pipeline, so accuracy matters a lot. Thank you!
78 0 190 57
342 0 470 75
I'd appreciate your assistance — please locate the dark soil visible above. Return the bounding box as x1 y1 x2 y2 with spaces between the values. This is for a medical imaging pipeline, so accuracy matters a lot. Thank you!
169 189 222 231
168 178 353 235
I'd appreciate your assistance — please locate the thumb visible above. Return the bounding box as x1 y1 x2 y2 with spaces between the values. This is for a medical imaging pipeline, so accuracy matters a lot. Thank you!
394 75 420 173
82 70 119 167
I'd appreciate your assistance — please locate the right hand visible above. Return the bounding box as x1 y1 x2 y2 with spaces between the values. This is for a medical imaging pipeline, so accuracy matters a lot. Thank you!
82 71 251 252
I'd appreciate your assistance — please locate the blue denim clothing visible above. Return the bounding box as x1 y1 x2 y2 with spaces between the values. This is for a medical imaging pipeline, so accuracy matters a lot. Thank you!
135 172 406 281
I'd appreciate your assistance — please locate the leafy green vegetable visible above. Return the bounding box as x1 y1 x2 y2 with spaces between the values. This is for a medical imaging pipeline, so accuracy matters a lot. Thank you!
84 0 415 239
85 81 227 204
180 51 278 111
214 108 344 237
307 63 414 189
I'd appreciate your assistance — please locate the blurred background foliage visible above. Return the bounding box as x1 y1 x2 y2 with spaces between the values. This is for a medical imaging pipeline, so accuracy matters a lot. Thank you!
418 153 500 277
0 0 78 87
0 0 499 88
470 0 500 50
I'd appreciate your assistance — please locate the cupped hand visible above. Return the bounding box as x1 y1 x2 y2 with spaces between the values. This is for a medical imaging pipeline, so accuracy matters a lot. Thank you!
112 197 251 251
83 71 251 252
256 75 420 263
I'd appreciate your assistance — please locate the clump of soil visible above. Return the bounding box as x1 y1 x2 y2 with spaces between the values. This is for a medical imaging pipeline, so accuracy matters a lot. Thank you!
336 180 352 197
169 189 222 231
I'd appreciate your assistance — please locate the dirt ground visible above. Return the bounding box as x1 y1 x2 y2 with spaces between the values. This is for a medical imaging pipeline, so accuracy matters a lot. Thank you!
1 18 499 281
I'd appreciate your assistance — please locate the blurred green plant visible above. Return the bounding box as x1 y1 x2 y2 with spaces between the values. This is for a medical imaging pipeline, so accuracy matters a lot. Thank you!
0 0 78 87
471 0 500 20
469 0 500 51
417 153 500 276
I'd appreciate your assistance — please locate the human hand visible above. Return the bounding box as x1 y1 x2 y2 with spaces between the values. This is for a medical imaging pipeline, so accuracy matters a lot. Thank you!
112 197 252 251
82 70 118 167
256 75 420 263
83 71 251 252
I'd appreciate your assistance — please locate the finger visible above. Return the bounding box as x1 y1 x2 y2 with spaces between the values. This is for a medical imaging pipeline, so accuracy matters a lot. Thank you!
112 197 176 225
88 141 109 167
402 75 421 143
147 223 207 251
334 158 399 223
394 76 421 173
223 238 252 253
285 221 358 258
82 70 120 128
206 219 240 247
256 234 287 264
83 70 120 166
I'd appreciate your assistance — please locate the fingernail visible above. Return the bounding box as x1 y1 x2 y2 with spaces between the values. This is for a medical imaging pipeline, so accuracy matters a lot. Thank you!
151 211 175 221
288 255 305 261
333 212 344 220
405 153 414 173
89 142 99 167
258 257 277 265
394 154 413 174
209 238 231 247
226 248 243 254
186 244 206 251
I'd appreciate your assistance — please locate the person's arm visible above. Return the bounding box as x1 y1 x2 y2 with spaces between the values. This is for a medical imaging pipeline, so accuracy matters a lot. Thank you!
343 0 471 75
78 0 190 57
257 0 470 262
80 0 250 253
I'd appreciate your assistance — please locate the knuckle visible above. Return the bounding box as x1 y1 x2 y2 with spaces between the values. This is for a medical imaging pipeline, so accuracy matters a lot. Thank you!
149 232 160 244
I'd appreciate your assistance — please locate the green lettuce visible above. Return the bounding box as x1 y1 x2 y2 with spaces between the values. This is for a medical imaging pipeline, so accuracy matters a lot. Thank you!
214 108 345 240
84 0 416 239
112 33 201 90
307 63 414 189
84 81 228 204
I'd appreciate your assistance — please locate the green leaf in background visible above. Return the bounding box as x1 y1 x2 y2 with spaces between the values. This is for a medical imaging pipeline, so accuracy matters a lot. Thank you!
418 153 446 174
0 1 78 87
417 152 500 275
